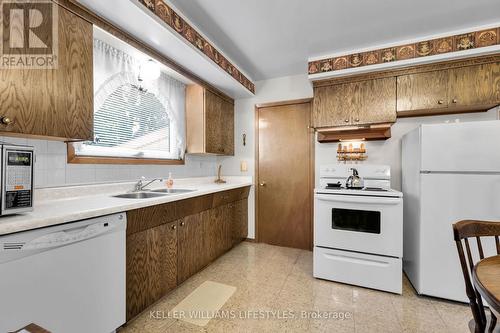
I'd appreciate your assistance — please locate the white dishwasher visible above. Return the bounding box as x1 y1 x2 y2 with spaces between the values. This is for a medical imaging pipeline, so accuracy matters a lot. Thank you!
0 213 126 333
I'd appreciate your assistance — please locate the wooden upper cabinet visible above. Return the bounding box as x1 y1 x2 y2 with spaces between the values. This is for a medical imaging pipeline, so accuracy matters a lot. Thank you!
313 78 396 128
313 83 357 127
0 4 93 140
355 78 396 125
448 63 500 109
397 71 450 114
186 85 234 155
397 61 500 116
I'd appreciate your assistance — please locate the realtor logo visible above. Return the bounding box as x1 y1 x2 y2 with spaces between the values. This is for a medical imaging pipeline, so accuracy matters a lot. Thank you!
0 0 58 69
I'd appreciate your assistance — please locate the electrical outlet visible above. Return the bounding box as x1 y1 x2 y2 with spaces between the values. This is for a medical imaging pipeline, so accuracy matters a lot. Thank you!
240 161 248 172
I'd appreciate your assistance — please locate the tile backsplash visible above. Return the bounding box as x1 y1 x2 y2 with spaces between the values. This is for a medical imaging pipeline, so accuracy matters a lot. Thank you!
0 136 219 189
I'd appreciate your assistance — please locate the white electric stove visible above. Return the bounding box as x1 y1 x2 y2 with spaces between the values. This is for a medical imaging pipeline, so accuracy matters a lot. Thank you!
313 164 403 294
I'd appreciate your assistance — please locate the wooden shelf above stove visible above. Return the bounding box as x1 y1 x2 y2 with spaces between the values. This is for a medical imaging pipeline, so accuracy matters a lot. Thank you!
316 123 392 143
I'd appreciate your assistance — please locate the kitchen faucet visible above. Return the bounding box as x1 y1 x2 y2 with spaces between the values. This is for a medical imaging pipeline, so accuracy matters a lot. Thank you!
133 177 163 191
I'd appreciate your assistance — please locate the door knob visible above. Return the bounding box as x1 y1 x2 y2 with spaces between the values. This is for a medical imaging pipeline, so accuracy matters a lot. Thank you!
0 117 13 125
259 181 266 186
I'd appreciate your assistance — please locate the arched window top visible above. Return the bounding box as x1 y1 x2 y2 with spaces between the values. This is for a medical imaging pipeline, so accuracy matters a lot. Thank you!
71 38 186 162
93 84 171 153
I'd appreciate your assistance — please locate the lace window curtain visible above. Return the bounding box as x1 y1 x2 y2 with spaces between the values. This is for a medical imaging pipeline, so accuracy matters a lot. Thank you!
74 39 186 160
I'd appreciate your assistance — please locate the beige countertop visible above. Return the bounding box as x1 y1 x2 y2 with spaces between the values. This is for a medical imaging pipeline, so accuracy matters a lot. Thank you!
0 177 253 236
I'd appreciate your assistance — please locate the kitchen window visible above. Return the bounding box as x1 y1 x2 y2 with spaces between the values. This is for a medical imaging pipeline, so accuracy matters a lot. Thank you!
68 37 186 164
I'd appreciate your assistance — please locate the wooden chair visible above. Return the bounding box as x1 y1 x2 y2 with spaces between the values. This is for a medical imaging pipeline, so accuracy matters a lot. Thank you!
453 220 500 333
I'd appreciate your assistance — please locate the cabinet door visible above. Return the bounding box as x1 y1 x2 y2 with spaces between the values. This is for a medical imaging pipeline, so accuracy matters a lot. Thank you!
397 71 449 114
231 199 248 246
355 77 396 125
54 6 93 140
126 221 178 321
221 99 235 156
204 90 224 154
177 212 208 284
206 205 232 262
313 84 354 128
448 62 500 108
0 4 93 140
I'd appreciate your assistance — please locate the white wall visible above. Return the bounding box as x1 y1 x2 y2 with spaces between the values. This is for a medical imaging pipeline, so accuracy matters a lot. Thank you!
223 73 500 239
0 136 218 189
219 74 314 239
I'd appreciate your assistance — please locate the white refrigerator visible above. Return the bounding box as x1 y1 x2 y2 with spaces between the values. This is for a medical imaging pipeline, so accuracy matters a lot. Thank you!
402 120 500 302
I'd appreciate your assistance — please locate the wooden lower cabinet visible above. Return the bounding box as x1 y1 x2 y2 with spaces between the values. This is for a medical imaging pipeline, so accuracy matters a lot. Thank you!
125 187 250 322
232 200 248 246
206 204 232 262
126 220 178 321
177 211 210 284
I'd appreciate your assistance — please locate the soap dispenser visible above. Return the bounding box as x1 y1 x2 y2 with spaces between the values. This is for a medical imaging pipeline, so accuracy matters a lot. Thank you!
166 172 174 189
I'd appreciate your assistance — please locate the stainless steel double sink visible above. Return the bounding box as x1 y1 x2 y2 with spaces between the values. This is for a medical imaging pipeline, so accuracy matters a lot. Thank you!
112 188 196 199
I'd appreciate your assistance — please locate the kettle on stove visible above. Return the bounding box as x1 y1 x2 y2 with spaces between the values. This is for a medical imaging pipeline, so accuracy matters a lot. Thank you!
346 168 364 189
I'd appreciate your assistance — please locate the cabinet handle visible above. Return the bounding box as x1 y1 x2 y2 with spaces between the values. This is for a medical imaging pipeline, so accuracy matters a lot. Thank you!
452 98 458 104
180 221 185 226
172 225 177 230
0 117 13 125
438 100 444 105
355 118 360 122
344 119 349 123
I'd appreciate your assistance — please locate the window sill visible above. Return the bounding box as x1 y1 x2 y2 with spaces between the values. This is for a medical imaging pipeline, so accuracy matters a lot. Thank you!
67 143 185 165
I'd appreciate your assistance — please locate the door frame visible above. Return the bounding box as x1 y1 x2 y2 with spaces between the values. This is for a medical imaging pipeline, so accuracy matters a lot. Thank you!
254 98 315 250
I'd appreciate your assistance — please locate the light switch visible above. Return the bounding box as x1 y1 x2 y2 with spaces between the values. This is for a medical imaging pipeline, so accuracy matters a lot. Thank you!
240 161 248 172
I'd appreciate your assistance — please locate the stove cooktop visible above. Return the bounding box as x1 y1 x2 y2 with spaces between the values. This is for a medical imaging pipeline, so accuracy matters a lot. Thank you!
325 186 389 192
316 186 403 198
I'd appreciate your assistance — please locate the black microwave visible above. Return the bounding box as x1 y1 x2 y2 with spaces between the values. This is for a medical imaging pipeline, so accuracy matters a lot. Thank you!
0 145 34 216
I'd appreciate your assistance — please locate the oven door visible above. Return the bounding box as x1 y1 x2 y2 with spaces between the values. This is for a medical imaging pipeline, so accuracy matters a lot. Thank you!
314 193 402 257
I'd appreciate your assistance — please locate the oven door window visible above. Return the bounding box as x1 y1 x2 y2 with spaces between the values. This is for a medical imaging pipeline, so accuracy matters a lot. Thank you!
331 208 381 234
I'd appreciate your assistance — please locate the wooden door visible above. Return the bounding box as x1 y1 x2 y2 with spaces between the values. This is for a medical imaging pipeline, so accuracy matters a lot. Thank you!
204 90 223 154
313 84 355 127
448 63 500 109
257 100 313 250
177 212 207 283
355 78 396 125
126 221 178 321
397 70 449 114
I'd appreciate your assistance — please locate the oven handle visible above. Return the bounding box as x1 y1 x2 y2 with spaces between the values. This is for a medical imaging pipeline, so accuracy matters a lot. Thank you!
315 194 401 205
323 252 391 267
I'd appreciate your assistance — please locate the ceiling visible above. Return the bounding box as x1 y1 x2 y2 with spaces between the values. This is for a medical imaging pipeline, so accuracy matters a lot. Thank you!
168 0 500 81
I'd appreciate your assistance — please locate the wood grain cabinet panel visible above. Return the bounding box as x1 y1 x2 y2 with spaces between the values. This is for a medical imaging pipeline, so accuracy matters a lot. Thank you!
313 78 396 128
397 71 450 114
126 221 178 321
231 199 248 246
206 204 232 262
355 77 396 125
448 63 500 109
313 83 354 128
186 85 234 155
0 4 93 140
177 211 208 284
